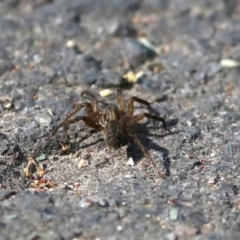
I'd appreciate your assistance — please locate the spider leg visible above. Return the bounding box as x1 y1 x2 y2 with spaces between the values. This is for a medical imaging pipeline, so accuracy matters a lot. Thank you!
80 90 99 112
52 116 90 136
117 89 125 112
105 105 119 121
127 129 166 179
52 102 95 136
127 96 151 117
65 102 93 122
129 112 170 132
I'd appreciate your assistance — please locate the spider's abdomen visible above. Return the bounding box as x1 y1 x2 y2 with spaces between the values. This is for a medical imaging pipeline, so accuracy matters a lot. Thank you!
104 120 123 149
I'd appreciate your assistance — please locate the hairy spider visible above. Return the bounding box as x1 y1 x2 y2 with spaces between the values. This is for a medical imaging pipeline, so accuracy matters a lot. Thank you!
52 89 170 178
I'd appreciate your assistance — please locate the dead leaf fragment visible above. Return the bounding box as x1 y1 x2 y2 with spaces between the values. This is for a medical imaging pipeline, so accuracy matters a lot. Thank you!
37 163 46 177
24 157 46 178
30 178 57 191
24 157 37 178
123 71 144 83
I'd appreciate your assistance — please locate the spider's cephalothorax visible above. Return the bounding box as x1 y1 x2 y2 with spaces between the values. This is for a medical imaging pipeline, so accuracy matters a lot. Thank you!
52 89 170 178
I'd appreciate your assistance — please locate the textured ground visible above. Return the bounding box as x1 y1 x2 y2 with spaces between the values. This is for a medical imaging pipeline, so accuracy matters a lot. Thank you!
0 0 240 239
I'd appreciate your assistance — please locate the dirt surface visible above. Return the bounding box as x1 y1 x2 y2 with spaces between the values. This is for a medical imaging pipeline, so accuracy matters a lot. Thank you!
0 0 240 239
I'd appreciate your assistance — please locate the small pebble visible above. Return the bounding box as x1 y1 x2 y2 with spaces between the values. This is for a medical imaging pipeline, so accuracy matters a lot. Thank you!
135 70 144 79
220 58 239 68
126 157 134 166
79 196 107 208
125 174 134 178
79 198 93 208
99 89 113 97
66 40 76 48
210 152 216 157
98 199 109 207
138 37 159 54
169 208 179 221
35 113 52 127
33 54 41 63
208 178 217 184
3 99 14 109
4 214 18 220
36 154 47 162
78 159 89 168
201 223 215 234
116 225 123 231
174 224 198 238
74 182 80 187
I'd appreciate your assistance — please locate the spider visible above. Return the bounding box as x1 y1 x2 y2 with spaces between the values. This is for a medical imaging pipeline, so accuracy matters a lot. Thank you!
51 89 170 178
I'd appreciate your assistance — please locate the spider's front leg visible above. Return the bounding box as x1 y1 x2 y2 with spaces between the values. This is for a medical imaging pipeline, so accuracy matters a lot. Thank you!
51 102 102 136
80 90 99 112
52 115 91 136
117 89 125 112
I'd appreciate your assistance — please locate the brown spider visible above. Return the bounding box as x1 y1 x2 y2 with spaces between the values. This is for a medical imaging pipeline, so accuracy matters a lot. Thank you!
52 89 170 178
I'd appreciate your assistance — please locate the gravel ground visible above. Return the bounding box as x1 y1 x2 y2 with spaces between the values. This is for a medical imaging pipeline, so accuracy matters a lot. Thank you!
0 0 240 239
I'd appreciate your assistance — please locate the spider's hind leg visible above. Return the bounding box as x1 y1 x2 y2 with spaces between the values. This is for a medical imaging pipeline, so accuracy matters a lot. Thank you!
127 129 166 179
